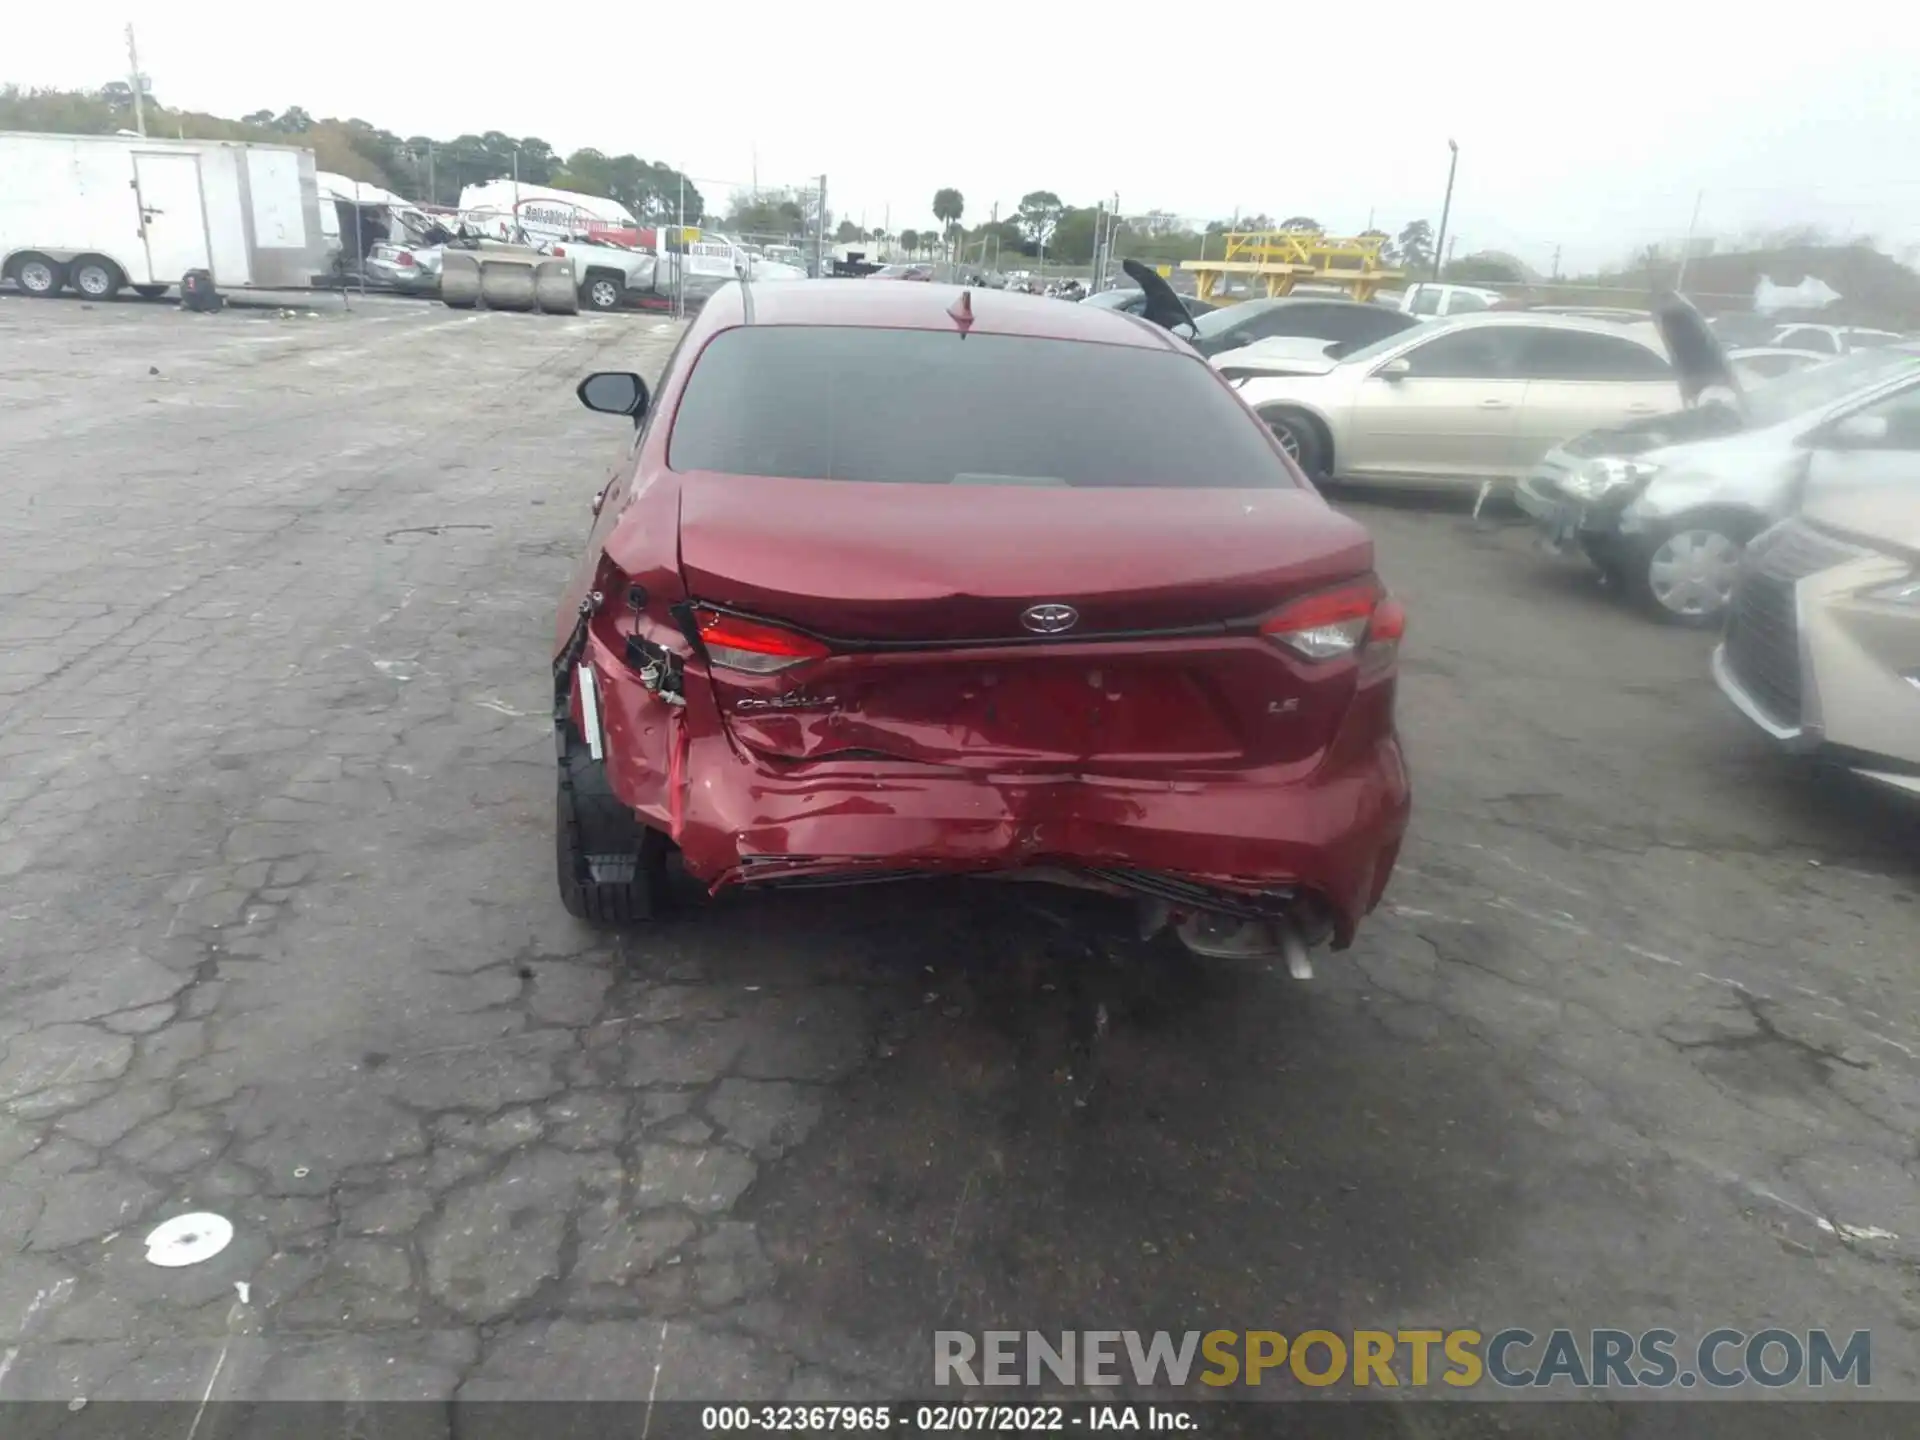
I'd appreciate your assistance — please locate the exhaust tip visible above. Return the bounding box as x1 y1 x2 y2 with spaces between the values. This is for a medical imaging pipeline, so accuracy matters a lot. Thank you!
1175 911 1314 978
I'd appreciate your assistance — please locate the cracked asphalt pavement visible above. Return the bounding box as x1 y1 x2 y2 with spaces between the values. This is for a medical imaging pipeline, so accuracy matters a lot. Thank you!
2 294 1918 1424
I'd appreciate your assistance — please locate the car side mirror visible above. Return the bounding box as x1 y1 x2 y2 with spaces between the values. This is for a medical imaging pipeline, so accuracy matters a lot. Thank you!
577 371 650 424
1376 357 1412 380
1824 413 1889 448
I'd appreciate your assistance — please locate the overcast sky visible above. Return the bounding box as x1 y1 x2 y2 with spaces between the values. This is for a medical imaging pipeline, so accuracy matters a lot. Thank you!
10 3 1919 273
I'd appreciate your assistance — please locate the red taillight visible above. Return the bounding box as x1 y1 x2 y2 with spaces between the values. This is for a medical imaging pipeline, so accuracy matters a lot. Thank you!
1260 577 1406 675
396 249 416 268
695 607 831 673
551 245 566 256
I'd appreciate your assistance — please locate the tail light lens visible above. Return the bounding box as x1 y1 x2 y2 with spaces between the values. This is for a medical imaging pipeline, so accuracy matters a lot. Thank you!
1261 578 1406 677
550 245 566 256
695 607 831 673
397 250 416 268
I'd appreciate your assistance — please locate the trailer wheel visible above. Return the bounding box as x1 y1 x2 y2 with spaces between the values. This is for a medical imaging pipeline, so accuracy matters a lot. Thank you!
133 284 168 299
12 253 64 297
69 257 124 301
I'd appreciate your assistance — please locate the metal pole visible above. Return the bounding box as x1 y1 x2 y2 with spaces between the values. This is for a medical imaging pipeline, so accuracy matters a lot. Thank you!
1431 139 1459 281
125 25 147 137
817 175 828 281
427 143 436 206
676 170 686 320
1674 189 1705 294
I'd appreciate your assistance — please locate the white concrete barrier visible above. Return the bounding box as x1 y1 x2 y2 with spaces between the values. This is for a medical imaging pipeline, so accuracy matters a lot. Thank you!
534 259 581 315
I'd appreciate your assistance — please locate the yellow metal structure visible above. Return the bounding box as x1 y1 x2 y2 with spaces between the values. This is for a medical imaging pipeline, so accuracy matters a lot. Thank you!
1180 230 1401 304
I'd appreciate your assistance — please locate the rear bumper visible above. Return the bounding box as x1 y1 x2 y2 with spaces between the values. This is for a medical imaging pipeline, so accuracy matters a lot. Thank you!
579 633 1411 947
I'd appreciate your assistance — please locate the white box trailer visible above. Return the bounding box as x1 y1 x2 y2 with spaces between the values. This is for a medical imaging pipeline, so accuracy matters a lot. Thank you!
0 131 331 300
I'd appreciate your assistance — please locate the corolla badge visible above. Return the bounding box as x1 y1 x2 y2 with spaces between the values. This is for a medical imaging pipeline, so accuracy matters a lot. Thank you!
1021 603 1079 635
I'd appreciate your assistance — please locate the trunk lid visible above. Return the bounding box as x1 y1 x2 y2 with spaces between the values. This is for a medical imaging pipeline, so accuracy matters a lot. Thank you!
677 475 1377 772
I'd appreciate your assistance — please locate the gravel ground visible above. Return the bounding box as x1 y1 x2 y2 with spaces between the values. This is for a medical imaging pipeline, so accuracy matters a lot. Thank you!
1 292 1917 1431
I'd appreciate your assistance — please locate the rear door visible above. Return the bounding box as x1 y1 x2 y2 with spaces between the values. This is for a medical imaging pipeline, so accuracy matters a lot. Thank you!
133 152 213 283
1512 328 1678 463
1341 324 1532 482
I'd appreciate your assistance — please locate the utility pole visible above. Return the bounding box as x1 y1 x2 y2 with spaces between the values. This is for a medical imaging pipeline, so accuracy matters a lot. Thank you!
816 174 828 282
1432 138 1459 281
1550 243 1561 280
426 143 436 206
125 24 148 137
1674 189 1705 294
676 170 687 320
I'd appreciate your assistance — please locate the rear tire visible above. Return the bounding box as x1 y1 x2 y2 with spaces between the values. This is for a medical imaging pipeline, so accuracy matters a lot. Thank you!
13 253 64 297
69 257 123 301
580 273 625 311
1260 407 1329 480
556 728 668 923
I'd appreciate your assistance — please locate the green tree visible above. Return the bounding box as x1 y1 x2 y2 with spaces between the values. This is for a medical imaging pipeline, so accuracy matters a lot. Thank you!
1442 252 1522 284
1049 207 1099 266
1396 219 1435 274
932 187 965 237
900 227 920 256
834 219 862 243
1279 215 1322 231
1015 190 1064 249
275 106 313 133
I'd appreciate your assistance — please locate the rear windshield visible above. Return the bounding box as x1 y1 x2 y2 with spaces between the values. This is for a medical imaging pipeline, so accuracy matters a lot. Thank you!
668 325 1298 489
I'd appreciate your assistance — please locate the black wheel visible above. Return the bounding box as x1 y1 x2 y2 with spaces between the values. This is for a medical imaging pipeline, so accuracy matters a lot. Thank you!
580 274 625 311
556 728 667 922
1260 408 1328 479
13 253 64 297
1626 513 1758 625
133 284 168 299
69 257 122 301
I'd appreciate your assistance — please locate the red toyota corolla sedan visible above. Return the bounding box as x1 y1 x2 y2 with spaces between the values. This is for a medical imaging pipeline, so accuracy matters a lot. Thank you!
553 279 1409 966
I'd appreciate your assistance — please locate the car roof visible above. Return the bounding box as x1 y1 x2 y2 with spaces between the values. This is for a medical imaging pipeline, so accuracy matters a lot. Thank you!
1419 310 1663 343
699 278 1182 350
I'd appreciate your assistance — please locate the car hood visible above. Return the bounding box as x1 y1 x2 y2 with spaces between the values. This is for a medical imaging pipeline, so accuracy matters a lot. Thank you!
1212 337 1343 379
1557 399 1750 458
1653 291 1741 406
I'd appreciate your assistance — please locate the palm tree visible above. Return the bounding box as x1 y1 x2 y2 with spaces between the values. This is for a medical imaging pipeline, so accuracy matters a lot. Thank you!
931 188 964 262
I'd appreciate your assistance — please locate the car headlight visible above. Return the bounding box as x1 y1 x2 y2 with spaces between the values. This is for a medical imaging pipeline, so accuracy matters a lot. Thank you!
1563 457 1659 501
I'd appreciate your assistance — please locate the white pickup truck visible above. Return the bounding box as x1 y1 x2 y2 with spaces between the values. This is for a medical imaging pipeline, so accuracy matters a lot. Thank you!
542 237 657 310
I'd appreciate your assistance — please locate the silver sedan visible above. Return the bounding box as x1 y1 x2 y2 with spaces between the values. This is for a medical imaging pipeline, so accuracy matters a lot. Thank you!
1231 311 1727 489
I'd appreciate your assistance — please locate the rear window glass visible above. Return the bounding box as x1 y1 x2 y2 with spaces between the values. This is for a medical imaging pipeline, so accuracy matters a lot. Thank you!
668 325 1298 489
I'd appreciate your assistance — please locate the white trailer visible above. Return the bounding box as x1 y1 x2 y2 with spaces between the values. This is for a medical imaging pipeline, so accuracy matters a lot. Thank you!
0 131 331 300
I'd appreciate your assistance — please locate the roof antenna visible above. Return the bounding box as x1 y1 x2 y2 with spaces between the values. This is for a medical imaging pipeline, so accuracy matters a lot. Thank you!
947 289 974 334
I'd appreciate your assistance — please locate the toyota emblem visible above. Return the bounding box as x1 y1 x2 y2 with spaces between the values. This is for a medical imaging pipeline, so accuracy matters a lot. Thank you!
1021 603 1079 635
